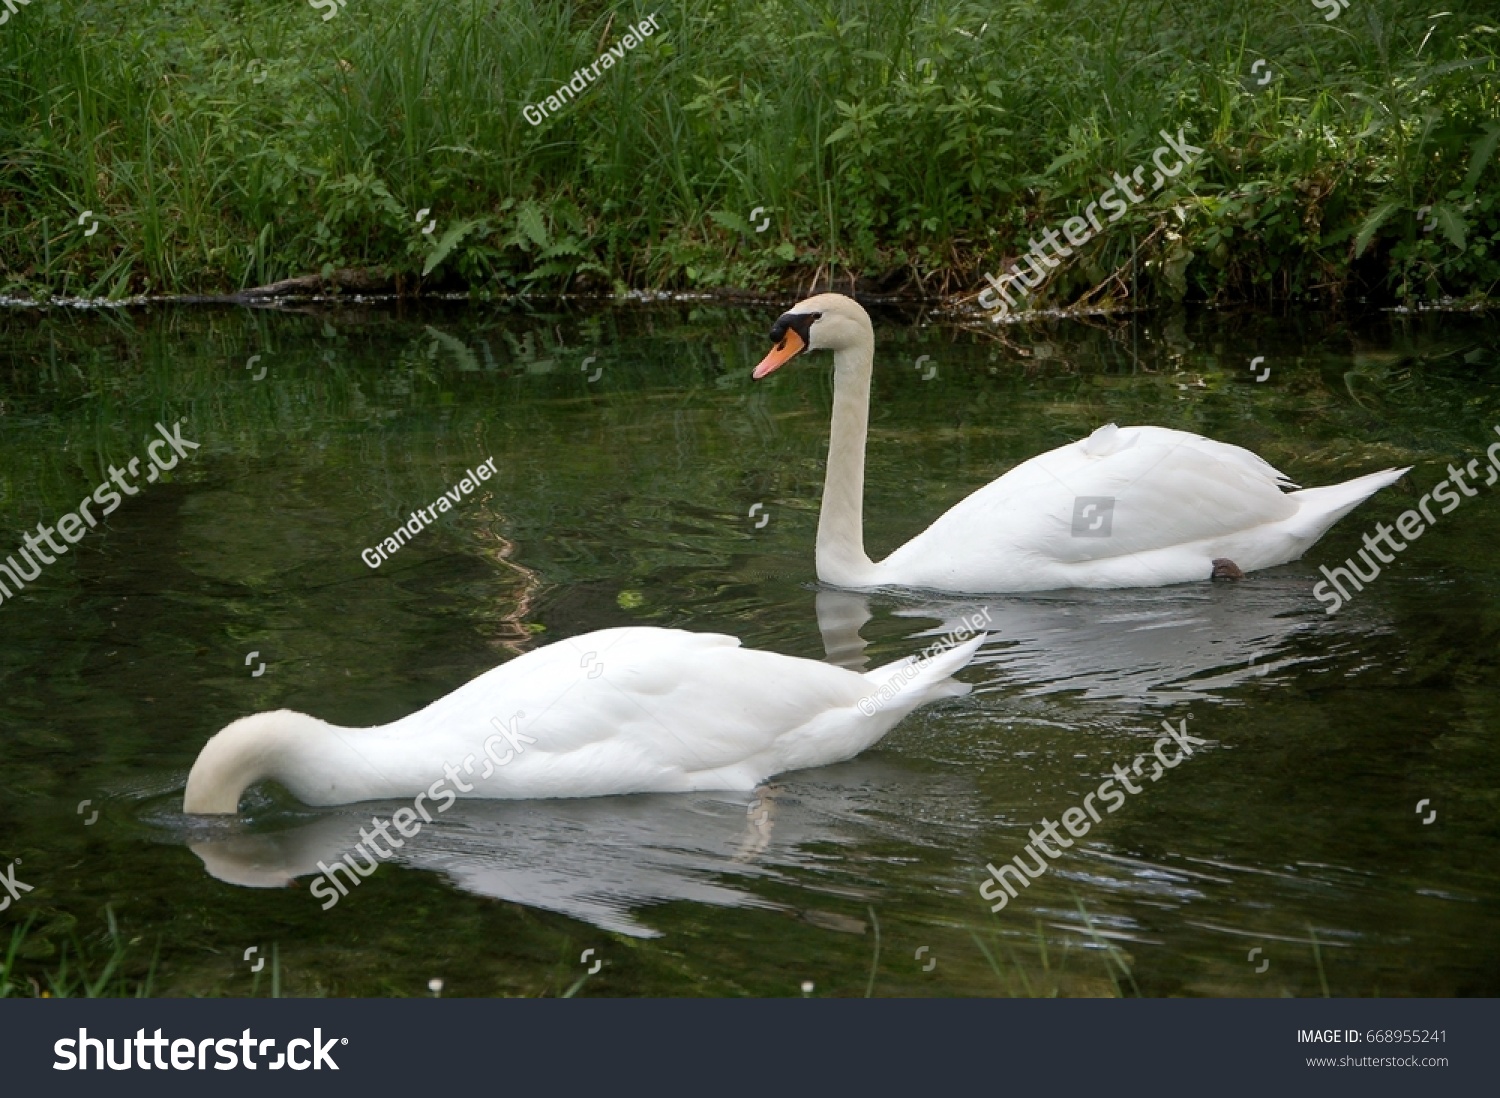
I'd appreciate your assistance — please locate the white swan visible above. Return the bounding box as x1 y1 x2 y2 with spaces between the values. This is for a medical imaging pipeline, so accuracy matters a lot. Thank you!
183 625 982 814
752 293 1409 593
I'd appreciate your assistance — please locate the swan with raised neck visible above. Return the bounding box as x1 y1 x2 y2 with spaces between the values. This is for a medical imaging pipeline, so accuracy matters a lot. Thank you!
750 293 1409 593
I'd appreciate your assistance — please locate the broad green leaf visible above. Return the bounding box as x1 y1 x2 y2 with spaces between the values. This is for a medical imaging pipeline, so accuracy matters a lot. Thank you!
708 209 755 234
1432 203 1467 250
515 202 550 250
1463 124 1500 194
538 240 586 260
422 219 480 277
1354 201 1399 257
521 259 577 282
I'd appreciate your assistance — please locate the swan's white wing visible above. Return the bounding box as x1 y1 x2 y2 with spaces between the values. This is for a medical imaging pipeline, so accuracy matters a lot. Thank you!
381 628 867 793
887 425 1298 570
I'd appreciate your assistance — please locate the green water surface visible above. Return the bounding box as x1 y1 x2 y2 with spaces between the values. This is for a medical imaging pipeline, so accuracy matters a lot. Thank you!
1 301 1497 997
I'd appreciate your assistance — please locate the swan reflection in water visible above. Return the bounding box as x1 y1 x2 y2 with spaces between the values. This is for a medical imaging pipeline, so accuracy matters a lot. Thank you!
188 578 1386 937
187 758 979 938
816 574 1383 705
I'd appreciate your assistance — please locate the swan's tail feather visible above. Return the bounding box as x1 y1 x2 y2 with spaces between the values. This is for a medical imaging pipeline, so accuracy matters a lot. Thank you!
862 633 986 709
1287 466 1410 541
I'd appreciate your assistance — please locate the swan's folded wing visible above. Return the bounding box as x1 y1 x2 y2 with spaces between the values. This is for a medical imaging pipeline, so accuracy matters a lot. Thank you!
526 636 865 773
905 425 1299 565
388 627 862 779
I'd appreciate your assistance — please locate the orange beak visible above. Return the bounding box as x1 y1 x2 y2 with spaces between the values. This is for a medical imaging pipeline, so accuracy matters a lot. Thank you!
752 328 806 379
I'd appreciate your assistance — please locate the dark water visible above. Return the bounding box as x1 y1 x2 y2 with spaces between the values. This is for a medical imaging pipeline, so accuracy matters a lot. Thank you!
1 300 1497 997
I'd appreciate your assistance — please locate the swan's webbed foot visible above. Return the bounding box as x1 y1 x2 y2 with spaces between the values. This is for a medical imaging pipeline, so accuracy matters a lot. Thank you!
1210 557 1245 581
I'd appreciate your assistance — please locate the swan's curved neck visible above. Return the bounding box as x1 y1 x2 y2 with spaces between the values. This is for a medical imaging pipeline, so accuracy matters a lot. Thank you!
818 338 879 586
184 710 357 815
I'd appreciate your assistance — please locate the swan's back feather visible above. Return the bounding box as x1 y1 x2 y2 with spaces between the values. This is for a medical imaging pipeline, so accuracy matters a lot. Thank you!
883 425 1302 578
188 626 982 810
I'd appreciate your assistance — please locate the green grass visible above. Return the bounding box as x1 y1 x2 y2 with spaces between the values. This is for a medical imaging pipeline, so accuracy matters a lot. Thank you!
971 897 1138 998
1 2 1497 302
2 908 308 998
1 907 159 998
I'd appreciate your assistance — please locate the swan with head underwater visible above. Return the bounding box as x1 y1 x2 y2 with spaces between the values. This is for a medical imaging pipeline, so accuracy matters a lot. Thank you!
183 625 983 814
752 293 1409 594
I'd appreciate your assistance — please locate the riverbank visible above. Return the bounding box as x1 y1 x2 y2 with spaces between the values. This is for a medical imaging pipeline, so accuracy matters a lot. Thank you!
2 1 1497 310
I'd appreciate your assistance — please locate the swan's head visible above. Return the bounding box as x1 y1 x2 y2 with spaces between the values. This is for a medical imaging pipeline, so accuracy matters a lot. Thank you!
183 709 321 815
752 293 872 379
